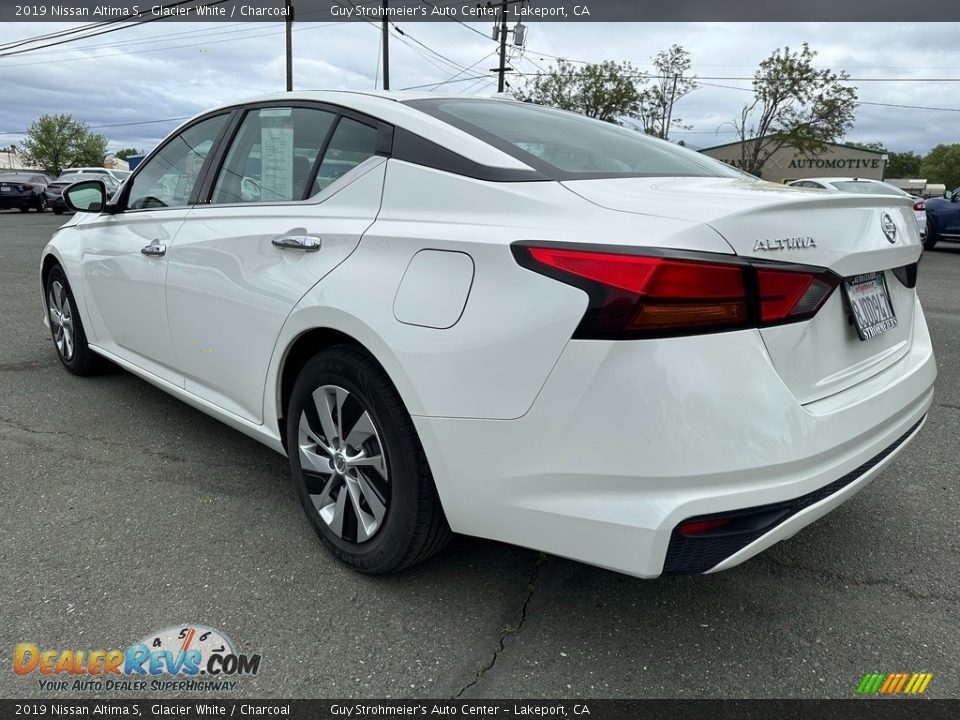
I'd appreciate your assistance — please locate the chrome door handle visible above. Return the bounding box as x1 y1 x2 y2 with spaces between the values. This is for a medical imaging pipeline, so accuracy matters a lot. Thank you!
272 235 321 252
141 241 166 257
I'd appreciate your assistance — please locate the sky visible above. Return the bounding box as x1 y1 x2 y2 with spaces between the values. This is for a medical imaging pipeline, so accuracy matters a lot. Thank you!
1 21 958 156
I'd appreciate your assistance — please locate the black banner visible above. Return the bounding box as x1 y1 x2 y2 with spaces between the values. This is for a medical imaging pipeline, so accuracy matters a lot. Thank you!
1 700 959 720
4 0 960 23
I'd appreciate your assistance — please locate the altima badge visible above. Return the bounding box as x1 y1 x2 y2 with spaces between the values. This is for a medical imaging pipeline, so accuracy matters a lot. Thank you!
753 237 817 252
881 213 898 243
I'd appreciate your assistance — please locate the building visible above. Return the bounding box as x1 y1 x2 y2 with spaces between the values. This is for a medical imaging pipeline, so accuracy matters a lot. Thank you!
700 138 888 183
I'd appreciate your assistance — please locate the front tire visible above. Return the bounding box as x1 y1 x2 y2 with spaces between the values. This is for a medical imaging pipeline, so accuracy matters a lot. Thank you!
286 345 451 573
923 218 939 250
45 265 104 375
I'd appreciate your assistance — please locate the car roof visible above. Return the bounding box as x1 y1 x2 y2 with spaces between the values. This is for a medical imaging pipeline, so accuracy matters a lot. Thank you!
185 90 535 171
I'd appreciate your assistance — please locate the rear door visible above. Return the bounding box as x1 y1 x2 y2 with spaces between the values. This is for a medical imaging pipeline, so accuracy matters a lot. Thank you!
164 104 386 424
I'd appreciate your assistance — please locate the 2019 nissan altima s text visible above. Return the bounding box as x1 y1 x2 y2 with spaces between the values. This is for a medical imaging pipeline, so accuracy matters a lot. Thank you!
41 91 936 577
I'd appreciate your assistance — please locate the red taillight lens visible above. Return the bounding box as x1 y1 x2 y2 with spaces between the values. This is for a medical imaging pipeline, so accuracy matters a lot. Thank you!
913 200 925 211
757 269 835 323
17 184 32 191
523 247 748 336
514 244 838 339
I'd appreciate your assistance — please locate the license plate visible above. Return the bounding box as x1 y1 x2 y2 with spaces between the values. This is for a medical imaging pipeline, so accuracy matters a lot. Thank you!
0 186 10 192
842 272 898 340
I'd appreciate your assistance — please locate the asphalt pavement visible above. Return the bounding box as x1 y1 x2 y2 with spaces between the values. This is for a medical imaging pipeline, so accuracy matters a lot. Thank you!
1 209 958 699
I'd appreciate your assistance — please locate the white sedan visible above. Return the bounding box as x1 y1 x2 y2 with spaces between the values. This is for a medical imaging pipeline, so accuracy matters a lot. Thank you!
787 176 927 243
43 92 935 577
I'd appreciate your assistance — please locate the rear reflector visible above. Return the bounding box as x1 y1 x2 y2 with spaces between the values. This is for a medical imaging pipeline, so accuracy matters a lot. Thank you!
679 517 733 536
513 243 839 339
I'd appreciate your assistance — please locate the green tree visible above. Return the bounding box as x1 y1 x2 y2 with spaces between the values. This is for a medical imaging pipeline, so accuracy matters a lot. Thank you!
522 58 645 123
846 142 923 179
634 44 698 140
114 147 141 161
731 43 858 176
887 151 922 178
21 114 108 176
920 144 960 190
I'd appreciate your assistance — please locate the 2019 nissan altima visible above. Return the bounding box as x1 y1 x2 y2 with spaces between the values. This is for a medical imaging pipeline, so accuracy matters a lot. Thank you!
41 92 935 577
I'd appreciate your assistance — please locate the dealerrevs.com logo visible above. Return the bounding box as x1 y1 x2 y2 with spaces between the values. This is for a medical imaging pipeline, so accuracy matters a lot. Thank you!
14 625 261 692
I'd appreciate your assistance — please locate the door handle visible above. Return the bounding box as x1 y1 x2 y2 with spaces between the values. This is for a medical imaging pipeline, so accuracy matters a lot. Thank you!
141 241 166 257
272 235 321 252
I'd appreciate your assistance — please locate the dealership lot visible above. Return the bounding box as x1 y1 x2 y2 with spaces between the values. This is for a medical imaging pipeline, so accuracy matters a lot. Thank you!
1 210 958 699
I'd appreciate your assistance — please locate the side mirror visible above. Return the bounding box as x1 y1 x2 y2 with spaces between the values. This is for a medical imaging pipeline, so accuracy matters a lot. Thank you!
63 180 107 213
945 190 953 200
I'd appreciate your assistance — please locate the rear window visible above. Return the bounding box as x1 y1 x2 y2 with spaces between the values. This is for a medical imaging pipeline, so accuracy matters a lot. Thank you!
830 181 905 196
405 98 739 180
0 173 33 181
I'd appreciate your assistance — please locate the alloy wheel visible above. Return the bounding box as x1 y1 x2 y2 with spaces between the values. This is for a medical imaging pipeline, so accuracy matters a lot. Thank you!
47 281 75 360
297 384 390 543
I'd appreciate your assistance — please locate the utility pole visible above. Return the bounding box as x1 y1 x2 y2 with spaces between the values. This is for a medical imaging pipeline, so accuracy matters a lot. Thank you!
284 0 294 91
663 73 679 140
496 0 508 92
381 0 390 90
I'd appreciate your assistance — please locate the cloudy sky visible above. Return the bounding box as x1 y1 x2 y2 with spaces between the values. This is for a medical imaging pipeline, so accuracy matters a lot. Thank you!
1 20 958 156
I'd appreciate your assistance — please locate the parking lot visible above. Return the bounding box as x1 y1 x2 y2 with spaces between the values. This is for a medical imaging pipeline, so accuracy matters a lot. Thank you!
1 209 958 700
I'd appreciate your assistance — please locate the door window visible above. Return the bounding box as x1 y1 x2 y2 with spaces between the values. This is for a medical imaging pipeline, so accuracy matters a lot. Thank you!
210 107 336 204
126 114 229 210
311 117 379 197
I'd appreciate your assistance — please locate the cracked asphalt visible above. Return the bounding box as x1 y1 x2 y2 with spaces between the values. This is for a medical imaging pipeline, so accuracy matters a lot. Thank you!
1 211 958 699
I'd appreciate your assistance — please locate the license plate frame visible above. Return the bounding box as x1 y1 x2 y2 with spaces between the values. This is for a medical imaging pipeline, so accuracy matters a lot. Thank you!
842 271 898 341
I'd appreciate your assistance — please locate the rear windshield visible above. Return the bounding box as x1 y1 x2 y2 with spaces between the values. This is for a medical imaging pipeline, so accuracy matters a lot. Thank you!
830 181 905 196
405 98 740 180
0 173 34 181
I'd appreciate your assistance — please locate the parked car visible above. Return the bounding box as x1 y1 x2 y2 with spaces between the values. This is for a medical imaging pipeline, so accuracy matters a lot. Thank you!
787 177 927 242
0 172 51 212
922 187 960 249
42 92 935 578
58 166 129 184
46 172 120 214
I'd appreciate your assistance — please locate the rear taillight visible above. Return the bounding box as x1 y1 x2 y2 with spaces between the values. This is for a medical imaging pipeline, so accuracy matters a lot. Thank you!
17 184 32 191
913 200 925 212
513 243 838 339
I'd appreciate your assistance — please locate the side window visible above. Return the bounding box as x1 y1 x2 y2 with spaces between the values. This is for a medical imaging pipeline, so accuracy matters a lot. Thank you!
126 114 228 210
311 117 379 197
211 107 335 204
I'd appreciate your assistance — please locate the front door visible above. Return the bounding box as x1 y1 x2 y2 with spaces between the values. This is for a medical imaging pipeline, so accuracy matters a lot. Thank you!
79 113 231 385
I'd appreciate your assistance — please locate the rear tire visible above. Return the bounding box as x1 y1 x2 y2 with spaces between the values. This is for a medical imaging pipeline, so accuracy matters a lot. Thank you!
286 345 451 573
923 218 939 250
35 195 48 212
44 265 104 376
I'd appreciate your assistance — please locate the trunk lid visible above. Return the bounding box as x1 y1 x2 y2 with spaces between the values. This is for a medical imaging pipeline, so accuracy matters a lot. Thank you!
563 176 923 404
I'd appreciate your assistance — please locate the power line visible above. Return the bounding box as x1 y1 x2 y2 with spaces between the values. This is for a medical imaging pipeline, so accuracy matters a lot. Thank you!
0 0 234 58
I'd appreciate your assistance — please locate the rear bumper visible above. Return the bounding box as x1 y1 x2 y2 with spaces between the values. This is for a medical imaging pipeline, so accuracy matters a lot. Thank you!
414 300 935 577
0 194 34 209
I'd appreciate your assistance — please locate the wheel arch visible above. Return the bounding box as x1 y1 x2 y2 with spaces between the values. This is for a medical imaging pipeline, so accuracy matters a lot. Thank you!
273 323 423 455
